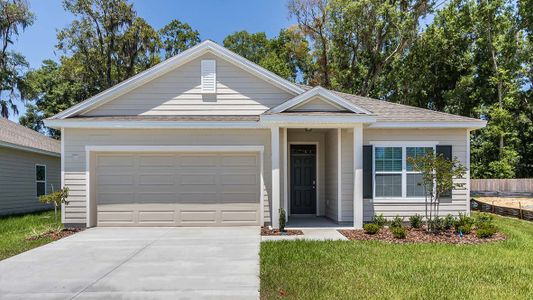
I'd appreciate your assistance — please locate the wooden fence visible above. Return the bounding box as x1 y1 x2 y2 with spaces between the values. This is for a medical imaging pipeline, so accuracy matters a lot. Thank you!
471 199 533 221
471 179 533 193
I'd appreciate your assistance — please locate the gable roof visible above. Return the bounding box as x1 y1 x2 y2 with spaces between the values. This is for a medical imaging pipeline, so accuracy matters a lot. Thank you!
294 85 485 125
51 40 305 119
267 86 372 115
0 118 60 156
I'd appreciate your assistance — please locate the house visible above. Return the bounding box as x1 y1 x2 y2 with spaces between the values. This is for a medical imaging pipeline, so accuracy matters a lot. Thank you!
0 118 60 216
44 41 486 228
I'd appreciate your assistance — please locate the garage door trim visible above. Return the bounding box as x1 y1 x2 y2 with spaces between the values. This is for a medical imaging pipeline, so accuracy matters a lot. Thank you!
85 145 265 227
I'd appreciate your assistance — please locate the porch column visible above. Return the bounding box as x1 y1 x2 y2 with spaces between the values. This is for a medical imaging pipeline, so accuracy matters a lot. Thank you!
283 128 288 221
271 126 280 228
353 124 363 228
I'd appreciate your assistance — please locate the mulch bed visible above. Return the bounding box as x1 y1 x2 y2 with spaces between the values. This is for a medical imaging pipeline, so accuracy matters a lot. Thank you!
261 226 303 236
339 227 506 244
26 228 83 241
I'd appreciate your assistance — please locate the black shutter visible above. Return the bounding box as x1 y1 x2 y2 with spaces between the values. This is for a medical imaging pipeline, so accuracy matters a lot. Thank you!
363 145 373 199
436 145 452 160
436 145 453 197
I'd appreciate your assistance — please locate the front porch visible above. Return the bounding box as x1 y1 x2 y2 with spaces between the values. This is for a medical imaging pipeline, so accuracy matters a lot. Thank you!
269 126 365 229
286 215 353 229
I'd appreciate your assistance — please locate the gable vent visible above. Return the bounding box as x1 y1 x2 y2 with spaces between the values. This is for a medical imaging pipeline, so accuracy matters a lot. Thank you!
201 59 216 93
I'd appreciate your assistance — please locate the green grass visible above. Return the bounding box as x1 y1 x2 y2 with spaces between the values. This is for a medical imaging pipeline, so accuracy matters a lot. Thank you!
0 210 63 260
260 214 533 299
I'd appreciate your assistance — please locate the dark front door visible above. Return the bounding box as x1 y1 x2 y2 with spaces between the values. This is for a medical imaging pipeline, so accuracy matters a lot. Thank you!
290 145 317 214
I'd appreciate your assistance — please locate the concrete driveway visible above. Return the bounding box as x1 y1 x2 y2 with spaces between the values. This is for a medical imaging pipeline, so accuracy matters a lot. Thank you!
0 227 260 300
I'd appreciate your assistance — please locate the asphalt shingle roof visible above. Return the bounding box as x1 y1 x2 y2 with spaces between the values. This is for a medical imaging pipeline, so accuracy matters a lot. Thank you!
0 118 60 154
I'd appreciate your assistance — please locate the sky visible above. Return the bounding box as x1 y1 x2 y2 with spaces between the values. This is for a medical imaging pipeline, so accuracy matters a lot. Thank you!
8 0 295 122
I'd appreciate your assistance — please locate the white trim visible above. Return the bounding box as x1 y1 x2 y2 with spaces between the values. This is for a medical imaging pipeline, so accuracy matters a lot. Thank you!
288 142 320 217
369 141 439 147
369 121 486 129
0 140 60 157
282 128 288 222
337 128 342 222
353 125 363 229
84 144 265 228
371 143 438 201
61 128 65 223
35 164 47 198
466 129 471 215
260 114 376 125
271 127 280 228
51 40 304 119
269 86 372 114
44 119 260 129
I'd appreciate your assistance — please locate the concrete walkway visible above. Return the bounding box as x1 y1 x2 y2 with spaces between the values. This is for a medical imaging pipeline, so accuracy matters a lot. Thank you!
0 227 260 300
261 228 348 241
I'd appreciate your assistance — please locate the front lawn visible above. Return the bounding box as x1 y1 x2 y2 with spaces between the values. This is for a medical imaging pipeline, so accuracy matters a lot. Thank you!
0 210 63 260
260 213 533 299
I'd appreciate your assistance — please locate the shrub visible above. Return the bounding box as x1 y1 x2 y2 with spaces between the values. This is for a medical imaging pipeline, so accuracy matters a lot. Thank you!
389 216 404 229
476 224 497 238
454 213 474 232
409 214 423 229
279 208 286 232
391 226 407 239
443 214 455 230
458 224 472 235
372 214 387 228
429 216 445 233
475 213 494 227
363 223 380 235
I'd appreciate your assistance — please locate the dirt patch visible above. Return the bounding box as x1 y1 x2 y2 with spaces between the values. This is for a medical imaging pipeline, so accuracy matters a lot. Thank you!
339 227 506 244
475 197 533 210
26 228 83 241
261 227 303 236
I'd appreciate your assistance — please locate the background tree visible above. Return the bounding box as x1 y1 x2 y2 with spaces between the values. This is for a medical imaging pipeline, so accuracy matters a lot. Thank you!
328 0 434 97
159 19 200 59
288 0 330 87
223 28 312 82
0 0 33 118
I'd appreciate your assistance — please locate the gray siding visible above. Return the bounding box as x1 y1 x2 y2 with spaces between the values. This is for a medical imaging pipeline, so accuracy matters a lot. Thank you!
0 147 60 216
362 128 469 221
82 53 294 117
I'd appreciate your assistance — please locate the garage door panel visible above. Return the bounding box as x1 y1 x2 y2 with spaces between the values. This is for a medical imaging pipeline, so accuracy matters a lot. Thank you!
180 192 218 203
95 152 260 227
97 175 135 185
221 174 258 185
180 174 217 184
138 174 175 185
179 155 218 167
136 193 178 203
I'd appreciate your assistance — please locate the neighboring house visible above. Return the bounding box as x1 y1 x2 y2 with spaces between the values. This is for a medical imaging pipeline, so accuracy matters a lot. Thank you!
44 41 486 228
0 118 60 216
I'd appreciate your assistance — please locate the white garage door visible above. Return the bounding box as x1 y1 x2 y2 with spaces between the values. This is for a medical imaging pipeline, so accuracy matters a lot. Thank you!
94 152 261 227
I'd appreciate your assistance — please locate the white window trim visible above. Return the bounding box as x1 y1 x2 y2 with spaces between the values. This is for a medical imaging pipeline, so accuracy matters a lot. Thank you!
370 142 438 202
35 164 47 198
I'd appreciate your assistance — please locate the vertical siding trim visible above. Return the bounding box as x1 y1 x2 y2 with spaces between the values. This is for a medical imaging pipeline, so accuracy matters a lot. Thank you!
337 128 342 222
466 129 471 215
282 128 288 221
271 127 280 228
353 125 363 228
61 128 65 223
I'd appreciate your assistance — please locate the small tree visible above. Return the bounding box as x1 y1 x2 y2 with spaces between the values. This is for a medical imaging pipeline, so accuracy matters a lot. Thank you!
39 187 69 221
407 152 466 232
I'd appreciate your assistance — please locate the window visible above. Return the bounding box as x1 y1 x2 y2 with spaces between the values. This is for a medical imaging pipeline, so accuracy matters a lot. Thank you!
406 147 433 197
375 147 402 197
373 144 436 199
36 165 46 197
